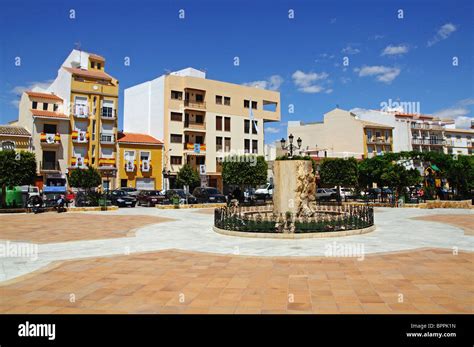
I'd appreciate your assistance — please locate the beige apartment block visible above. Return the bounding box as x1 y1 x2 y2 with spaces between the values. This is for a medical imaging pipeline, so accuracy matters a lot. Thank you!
16 91 70 189
124 68 280 190
444 127 474 155
288 108 393 160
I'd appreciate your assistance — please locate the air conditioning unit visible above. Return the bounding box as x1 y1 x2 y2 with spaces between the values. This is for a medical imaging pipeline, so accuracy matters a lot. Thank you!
125 160 135 172
141 160 150 172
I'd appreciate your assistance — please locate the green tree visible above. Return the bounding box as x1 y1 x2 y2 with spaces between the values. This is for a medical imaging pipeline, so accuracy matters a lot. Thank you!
222 155 268 189
68 166 102 192
175 164 200 190
446 155 474 198
319 157 358 200
0 150 36 208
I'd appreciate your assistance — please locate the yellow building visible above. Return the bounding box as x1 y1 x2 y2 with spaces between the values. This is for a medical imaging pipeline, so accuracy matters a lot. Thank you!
362 121 393 158
0 125 31 152
46 50 120 190
117 132 163 190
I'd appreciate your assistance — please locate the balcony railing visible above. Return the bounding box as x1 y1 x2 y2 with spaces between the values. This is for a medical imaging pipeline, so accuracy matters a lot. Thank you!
72 130 89 143
366 137 390 144
184 142 206 152
412 138 445 145
40 133 61 145
98 157 116 167
184 121 206 130
100 133 116 144
73 105 89 118
411 123 443 131
101 108 117 120
184 100 206 109
40 160 60 171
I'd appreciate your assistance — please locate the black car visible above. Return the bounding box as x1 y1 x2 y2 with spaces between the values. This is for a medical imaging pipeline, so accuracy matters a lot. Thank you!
137 190 166 207
163 189 197 204
192 187 226 203
107 190 137 207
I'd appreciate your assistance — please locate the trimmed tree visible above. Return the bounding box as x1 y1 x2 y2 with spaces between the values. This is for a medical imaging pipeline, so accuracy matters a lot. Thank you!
319 157 358 200
68 166 102 192
0 150 37 208
175 164 200 190
222 155 267 190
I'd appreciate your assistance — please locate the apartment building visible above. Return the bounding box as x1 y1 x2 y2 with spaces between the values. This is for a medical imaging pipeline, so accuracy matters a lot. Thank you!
117 132 164 190
288 108 393 160
45 49 120 189
16 91 70 190
444 127 474 155
124 68 280 190
0 125 31 152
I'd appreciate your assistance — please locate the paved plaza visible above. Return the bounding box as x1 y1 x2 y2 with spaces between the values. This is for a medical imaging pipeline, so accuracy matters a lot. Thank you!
0 207 472 313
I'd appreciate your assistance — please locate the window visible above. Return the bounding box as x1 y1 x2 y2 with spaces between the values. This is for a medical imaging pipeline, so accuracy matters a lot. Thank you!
224 137 231 152
366 130 372 140
171 112 182 121
97 63 101 69
43 124 57 134
216 116 222 131
375 131 381 138
195 135 204 144
244 139 250 153
53 104 58 112
140 151 150 161
170 134 182 143
124 150 135 161
244 120 250 134
43 103 48 111
91 62 95 69
102 100 114 118
224 117 231 131
252 140 258 154
384 130 390 140
224 97 231 106
32 101 38 109
92 120 96 141
244 100 250 108
252 120 257 134
196 94 204 102
1 140 16 151
195 114 204 124
216 137 223 152
171 156 182 165
252 101 257 109
216 95 222 104
171 90 183 100
196 156 205 165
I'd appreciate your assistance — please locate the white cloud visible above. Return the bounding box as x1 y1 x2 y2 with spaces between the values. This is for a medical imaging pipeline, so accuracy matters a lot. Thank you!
291 70 330 94
433 99 474 129
354 65 401 84
340 76 351 84
325 89 333 94
341 45 360 55
381 44 409 56
242 75 283 91
427 23 457 47
10 80 53 108
265 126 280 134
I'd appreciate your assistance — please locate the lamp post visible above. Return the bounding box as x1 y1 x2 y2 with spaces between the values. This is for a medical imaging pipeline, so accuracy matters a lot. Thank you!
280 134 302 158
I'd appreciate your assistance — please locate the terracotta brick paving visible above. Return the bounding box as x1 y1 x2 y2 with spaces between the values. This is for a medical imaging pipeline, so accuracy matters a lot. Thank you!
412 214 474 235
0 214 175 243
0 248 472 314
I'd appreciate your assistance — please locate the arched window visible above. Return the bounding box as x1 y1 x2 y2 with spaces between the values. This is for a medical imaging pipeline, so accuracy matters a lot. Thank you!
1 140 15 151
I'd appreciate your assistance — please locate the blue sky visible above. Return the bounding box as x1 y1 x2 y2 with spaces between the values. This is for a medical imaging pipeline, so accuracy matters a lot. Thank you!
1 0 473 143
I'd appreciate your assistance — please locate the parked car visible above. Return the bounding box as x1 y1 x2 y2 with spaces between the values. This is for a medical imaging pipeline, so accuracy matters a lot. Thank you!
316 188 337 200
254 183 274 200
107 190 137 207
120 187 139 196
192 187 226 203
162 189 197 205
336 187 355 199
137 190 166 207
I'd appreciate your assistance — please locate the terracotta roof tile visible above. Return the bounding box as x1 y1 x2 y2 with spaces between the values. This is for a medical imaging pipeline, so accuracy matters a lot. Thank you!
117 132 163 145
30 109 69 119
25 91 63 102
63 67 114 81
88 53 105 61
360 120 394 129
0 125 31 137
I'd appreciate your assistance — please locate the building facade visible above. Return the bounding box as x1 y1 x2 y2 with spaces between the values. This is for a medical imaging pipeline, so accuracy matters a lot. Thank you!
444 127 474 155
124 68 280 191
16 91 70 190
117 132 164 190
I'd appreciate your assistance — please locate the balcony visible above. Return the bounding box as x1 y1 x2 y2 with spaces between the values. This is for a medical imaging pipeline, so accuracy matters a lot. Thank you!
100 133 116 145
411 123 443 131
412 138 445 145
73 105 90 119
70 157 89 169
184 121 206 131
40 160 60 172
101 108 117 120
184 100 206 110
40 133 61 146
98 157 116 167
366 137 390 144
72 130 89 144
184 142 206 153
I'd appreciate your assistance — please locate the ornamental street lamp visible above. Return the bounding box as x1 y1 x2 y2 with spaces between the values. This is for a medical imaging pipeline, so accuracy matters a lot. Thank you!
280 134 302 158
